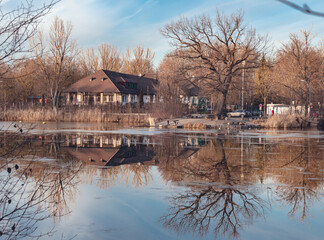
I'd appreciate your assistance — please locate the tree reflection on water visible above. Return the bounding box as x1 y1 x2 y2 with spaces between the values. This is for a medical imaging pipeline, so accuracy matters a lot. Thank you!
1 129 324 239
159 135 324 239
159 139 269 239
0 126 80 239
270 138 324 221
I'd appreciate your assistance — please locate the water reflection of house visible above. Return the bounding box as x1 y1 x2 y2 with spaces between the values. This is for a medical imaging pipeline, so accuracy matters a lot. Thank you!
184 137 208 147
65 145 155 167
64 134 154 148
64 134 156 167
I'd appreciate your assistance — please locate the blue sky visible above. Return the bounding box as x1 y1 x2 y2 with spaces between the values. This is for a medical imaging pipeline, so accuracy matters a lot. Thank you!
15 0 324 67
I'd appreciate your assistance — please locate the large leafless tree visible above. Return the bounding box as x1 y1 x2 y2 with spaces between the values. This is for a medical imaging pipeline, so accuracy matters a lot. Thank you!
32 17 78 109
161 10 268 113
275 29 323 117
254 54 275 115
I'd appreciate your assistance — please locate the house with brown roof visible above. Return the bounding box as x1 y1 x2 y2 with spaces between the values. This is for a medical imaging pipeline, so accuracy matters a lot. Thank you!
64 70 158 105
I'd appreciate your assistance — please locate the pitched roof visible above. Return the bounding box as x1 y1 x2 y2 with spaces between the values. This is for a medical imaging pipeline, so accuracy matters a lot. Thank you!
179 81 200 96
64 69 157 95
65 146 155 167
65 147 120 167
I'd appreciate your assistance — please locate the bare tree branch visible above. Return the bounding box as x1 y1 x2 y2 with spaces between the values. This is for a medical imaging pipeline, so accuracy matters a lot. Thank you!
277 0 324 17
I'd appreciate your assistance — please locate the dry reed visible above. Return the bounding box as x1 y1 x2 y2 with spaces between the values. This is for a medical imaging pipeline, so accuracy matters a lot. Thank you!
262 114 307 129
183 122 207 129
0 108 149 125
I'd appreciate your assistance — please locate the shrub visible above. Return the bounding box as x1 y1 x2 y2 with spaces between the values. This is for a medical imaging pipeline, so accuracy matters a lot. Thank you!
262 114 307 129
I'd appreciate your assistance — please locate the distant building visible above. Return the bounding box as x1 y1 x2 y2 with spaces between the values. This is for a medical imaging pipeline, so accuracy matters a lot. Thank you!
178 81 210 110
63 70 157 105
266 103 310 116
178 81 200 106
266 104 290 116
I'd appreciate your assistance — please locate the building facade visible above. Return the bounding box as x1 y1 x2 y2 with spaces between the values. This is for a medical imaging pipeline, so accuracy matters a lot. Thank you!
64 70 157 106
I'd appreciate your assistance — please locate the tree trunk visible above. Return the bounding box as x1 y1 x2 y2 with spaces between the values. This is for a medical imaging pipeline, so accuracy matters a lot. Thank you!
263 96 267 116
221 91 228 114
220 78 231 114
305 82 310 118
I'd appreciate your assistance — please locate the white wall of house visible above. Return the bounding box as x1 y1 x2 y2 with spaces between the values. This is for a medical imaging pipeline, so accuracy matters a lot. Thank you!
66 92 155 105
266 104 309 116
267 104 290 115
115 93 122 103
143 95 151 103
122 95 127 105
77 93 83 103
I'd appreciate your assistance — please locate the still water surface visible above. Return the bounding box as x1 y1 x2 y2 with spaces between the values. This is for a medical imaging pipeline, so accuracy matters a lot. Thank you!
1 122 324 239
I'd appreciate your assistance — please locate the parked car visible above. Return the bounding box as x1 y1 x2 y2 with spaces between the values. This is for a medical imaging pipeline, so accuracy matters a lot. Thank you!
251 110 263 116
227 110 251 118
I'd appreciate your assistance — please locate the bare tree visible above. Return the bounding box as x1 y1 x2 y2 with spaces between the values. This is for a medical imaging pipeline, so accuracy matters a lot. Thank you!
32 17 78 109
161 10 268 113
3 59 39 105
98 43 122 72
78 43 122 76
0 0 57 76
122 45 155 75
78 48 99 76
254 54 274 115
155 55 188 118
276 29 323 117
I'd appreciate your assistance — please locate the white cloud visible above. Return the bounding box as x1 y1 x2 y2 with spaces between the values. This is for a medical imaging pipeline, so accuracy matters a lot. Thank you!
39 0 324 67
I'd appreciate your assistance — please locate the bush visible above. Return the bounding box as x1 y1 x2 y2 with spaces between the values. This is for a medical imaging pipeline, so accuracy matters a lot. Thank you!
317 119 324 130
262 114 307 129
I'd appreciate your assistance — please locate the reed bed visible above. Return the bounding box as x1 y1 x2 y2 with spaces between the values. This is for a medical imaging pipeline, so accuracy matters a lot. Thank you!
183 122 207 129
0 108 149 125
262 114 308 129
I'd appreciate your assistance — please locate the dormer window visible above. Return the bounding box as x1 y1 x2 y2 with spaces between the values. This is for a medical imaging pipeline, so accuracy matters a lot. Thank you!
90 77 95 82
125 82 138 90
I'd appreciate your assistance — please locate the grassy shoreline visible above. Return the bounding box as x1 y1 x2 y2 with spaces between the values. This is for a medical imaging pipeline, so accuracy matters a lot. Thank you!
0 108 150 125
0 108 317 130
256 114 311 129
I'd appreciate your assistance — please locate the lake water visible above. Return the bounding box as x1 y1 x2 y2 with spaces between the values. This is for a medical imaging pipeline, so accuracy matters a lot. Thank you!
1 122 324 239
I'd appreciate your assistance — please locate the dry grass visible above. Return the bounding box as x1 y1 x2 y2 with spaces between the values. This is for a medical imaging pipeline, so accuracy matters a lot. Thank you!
183 122 207 129
262 114 307 129
0 108 149 125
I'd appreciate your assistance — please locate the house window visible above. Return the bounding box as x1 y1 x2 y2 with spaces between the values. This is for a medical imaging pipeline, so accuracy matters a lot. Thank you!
109 95 113 102
77 94 82 102
122 95 127 103
125 82 138 89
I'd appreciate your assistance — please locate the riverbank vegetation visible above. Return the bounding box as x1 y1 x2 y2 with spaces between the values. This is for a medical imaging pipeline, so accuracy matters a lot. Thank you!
261 114 309 129
0 107 150 125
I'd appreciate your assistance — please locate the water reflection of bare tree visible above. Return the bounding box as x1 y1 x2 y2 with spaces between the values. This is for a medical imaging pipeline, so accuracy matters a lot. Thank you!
79 163 153 190
25 161 81 220
271 138 323 221
160 139 269 239
0 127 80 239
